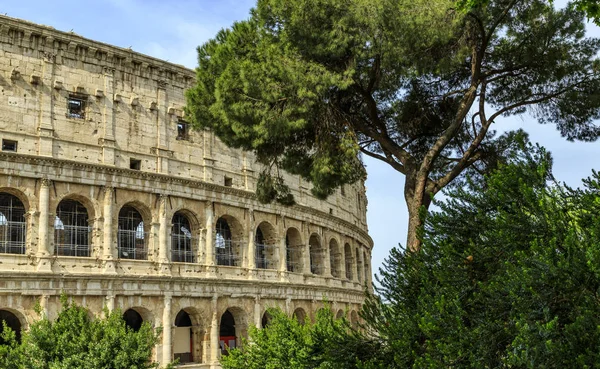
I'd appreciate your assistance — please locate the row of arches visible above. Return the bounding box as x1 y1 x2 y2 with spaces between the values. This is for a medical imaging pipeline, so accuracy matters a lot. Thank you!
0 191 371 282
0 305 360 365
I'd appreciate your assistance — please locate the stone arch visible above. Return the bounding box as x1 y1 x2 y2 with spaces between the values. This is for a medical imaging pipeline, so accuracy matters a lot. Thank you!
292 307 307 324
350 310 360 329
122 306 153 332
54 198 91 257
171 211 197 263
0 187 31 212
219 306 248 354
53 193 97 220
309 233 325 275
173 307 204 364
261 310 272 328
255 221 277 269
0 192 27 254
215 215 244 267
117 202 152 260
344 243 353 280
285 227 303 273
0 308 26 343
356 248 363 283
329 238 341 278
336 309 345 320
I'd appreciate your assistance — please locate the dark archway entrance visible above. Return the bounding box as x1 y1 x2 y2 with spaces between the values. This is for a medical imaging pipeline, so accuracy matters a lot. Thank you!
219 310 236 354
123 309 143 332
174 310 193 363
0 310 21 344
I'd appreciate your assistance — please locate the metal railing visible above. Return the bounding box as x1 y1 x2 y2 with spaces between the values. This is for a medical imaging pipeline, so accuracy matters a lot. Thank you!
117 229 148 260
55 225 91 257
171 234 196 263
0 221 25 254
286 246 303 273
216 239 240 267
345 260 354 280
255 242 276 269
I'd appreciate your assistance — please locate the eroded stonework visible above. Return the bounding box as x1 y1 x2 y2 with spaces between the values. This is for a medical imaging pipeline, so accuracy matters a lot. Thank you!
0 15 373 368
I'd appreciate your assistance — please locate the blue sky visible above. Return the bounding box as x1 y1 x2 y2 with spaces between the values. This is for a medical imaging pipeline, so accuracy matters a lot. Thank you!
3 0 600 280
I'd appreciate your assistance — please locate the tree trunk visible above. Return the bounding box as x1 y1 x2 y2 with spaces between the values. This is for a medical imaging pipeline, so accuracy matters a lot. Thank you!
404 175 432 252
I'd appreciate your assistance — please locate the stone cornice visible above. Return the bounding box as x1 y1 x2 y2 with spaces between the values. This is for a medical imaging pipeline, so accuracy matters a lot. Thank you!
0 152 374 247
0 15 195 84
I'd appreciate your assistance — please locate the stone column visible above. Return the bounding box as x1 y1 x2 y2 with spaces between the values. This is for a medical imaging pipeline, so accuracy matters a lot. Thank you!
210 294 220 363
339 238 347 280
103 187 114 260
37 179 51 257
254 296 262 329
162 294 172 368
205 204 215 266
351 240 359 283
101 68 116 165
158 195 169 264
302 222 311 274
247 210 256 270
277 217 286 273
323 230 332 278
37 53 55 157
357 246 365 285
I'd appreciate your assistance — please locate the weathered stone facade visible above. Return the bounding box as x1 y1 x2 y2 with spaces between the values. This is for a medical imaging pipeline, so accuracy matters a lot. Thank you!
0 15 373 368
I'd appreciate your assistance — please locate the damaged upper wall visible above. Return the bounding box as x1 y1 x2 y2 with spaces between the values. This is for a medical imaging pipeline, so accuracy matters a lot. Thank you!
0 14 369 231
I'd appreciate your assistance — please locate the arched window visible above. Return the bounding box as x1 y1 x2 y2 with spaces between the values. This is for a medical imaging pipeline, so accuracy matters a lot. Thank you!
0 310 22 344
292 308 306 324
174 310 193 364
344 243 353 280
171 212 195 263
285 228 303 273
216 218 238 266
255 222 276 270
329 239 341 278
219 310 236 354
54 199 90 257
0 193 26 255
261 311 272 328
356 248 363 283
118 205 147 260
123 309 143 332
309 234 324 275
363 251 369 285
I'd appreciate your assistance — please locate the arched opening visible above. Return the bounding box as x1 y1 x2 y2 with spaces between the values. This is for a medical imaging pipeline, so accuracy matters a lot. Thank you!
261 311 272 328
0 310 22 343
309 234 324 275
54 199 90 257
356 248 363 283
344 243 353 280
286 228 303 273
255 222 277 269
350 310 359 329
118 205 147 260
215 217 241 267
336 309 345 320
174 310 194 364
292 308 306 325
0 193 26 254
329 238 341 278
123 309 143 332
363 251 369 285
219 310 236 354
171 212 196 263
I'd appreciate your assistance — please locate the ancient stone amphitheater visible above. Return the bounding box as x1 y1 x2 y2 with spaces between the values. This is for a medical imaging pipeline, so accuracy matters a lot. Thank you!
0 15 373 368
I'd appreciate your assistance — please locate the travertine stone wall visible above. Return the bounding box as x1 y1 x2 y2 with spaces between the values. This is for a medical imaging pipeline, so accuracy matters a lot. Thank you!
0 15 373 369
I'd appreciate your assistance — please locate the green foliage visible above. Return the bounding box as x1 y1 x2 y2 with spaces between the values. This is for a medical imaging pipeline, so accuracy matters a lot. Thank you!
186 0 600 214
351 146 600 367
221 307 373 369
0 296 168 369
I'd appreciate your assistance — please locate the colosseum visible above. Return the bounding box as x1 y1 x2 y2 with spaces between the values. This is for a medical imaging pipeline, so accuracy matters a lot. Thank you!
0 14 373 368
